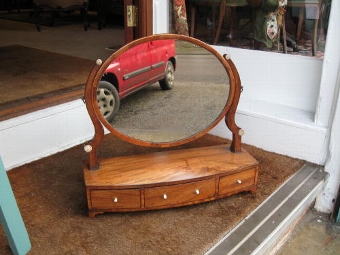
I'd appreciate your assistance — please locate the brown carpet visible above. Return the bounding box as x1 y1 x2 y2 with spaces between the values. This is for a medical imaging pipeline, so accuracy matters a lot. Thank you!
0 45 94 104
0 134 305 255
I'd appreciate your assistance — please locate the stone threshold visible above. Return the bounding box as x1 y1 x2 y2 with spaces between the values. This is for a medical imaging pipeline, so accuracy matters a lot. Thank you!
205 163 327 255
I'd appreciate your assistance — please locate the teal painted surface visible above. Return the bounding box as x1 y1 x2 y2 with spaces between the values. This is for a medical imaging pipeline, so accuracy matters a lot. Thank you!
0 157 31 255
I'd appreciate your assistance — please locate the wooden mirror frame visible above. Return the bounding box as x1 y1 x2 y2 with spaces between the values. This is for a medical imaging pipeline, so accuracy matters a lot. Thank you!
82 34 258 217
84 34 243 170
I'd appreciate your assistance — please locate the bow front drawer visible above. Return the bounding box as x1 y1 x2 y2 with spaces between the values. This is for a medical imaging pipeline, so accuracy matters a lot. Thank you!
219 168 257 195
144 178 216 208
90 189 141 209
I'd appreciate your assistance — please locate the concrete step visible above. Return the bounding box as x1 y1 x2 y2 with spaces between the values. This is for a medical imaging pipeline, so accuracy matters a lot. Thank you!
205 163 327 255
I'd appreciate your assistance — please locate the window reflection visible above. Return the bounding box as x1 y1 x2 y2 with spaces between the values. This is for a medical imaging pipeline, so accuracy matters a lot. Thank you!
169 0 331 58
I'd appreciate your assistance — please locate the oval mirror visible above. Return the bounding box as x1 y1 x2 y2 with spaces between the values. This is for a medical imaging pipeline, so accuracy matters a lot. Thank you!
89 34 235 147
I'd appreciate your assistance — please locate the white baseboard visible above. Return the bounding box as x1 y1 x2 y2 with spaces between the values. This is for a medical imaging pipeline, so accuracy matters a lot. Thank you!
1 98 328 170
0 100 94 170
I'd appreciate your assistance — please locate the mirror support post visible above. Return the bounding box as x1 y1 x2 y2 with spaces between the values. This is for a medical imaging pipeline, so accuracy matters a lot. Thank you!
84 60 105 170
224 56 242 152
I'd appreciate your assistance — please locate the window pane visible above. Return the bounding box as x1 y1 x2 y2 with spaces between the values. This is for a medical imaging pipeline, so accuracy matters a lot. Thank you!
169 0 332 58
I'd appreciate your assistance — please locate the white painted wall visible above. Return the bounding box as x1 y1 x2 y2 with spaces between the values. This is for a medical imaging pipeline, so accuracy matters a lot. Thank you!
153 0 170 34
315 0 340 127
0 101 94 170
314 0 340 213
315 64 340 213
209 46 328 164
219 48 322 112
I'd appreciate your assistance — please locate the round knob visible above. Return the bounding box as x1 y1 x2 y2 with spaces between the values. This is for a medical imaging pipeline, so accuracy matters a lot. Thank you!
238 129 245 136
84 144 92 153
113 197 118 203
237 180 242 184
195 189 200 195
163 194 167 199
96 59 102 65
224 54 231 60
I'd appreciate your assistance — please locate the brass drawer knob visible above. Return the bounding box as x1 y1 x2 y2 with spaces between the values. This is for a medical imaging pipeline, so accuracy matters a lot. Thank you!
113 197 118 203
195 189 200 195
237 180 242 184
163 194 167 199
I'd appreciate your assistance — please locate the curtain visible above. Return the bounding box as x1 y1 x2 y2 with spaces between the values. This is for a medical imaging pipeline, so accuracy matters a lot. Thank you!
172 0 189 35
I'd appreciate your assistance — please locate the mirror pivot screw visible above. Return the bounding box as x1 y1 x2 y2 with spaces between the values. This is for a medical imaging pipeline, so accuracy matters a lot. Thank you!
238 129 245 136
224 54 231 60
84 144 93 153
96 59 102 66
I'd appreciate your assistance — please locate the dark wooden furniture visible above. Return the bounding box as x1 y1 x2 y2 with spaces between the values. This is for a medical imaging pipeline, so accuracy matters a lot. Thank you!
287 0 322 56
188 0 221 38
83 34 259 217
84 145 258 217
3 0 33 12
34 0 88 31
213 0 249 45
188 0 250 45
96 0 123 30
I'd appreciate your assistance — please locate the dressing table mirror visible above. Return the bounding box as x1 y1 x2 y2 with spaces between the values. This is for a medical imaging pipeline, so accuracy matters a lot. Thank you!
83 34 259 217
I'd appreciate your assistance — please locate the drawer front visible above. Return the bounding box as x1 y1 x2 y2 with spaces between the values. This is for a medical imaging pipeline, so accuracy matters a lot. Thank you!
219 168 256 195
90 189 141 209
144 178 215 208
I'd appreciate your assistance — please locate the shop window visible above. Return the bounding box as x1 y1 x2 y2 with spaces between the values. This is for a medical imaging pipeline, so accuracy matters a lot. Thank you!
170 0 332 58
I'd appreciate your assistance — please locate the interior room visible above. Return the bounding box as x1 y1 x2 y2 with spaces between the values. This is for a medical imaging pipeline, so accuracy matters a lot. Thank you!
0 0 339 254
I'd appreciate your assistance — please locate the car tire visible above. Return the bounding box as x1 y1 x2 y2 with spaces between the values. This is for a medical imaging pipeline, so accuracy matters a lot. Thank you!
97 81 120 122
159 61 175 90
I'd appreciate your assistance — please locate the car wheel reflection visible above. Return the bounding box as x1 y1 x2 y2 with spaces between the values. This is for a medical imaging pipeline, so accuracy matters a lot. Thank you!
97 81 120 122
159 61 175 90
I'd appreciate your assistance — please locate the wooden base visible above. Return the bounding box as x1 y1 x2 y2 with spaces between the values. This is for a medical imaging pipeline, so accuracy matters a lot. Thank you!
83 145 259 217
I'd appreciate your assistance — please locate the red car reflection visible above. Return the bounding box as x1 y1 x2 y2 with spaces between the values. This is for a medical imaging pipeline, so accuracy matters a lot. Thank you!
97 39 176 121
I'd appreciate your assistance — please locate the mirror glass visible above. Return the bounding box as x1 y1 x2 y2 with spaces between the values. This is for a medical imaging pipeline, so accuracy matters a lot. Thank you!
95 37 231 144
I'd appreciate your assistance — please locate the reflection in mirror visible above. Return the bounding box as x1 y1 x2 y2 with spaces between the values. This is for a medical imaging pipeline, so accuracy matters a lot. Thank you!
182 1 329 58
97 40 230 143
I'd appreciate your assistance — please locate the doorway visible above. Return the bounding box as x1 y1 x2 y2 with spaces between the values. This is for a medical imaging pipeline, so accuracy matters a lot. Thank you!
123 0 153 44
0 1 153 121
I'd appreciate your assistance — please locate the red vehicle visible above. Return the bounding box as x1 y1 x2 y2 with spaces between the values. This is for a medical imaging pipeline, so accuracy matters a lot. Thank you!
97 39 176 121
